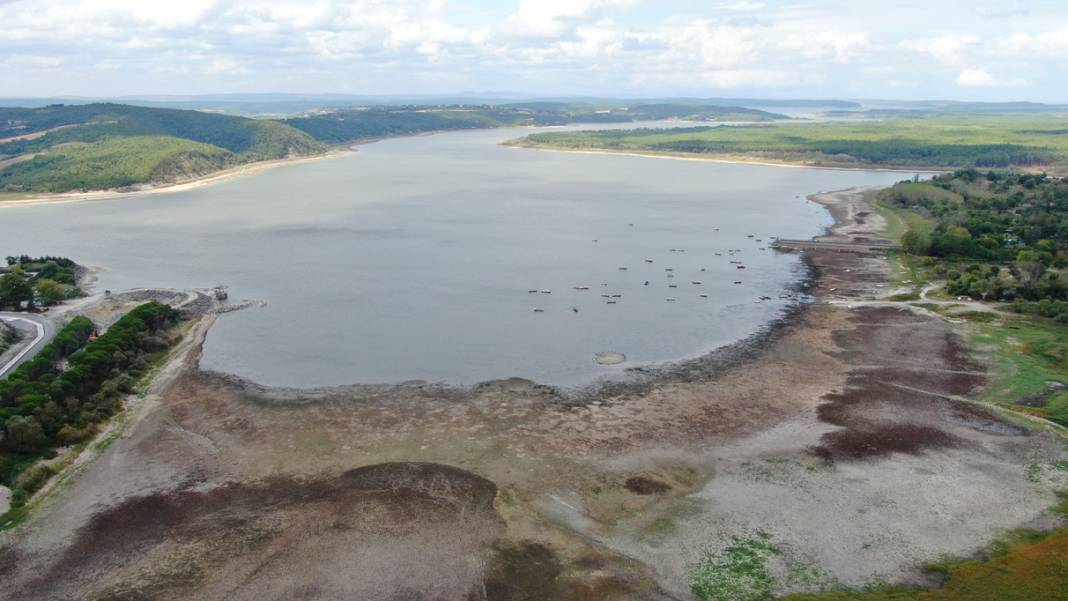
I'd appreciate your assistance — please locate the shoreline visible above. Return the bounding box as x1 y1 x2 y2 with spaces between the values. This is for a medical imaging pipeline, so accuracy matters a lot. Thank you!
7 181 1066 599
504 141 950 174
0 148 352 209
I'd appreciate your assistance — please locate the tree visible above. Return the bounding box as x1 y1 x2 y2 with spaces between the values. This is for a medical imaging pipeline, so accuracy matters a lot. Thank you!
0 272 34 310
901 228 931 255
4 415 45 453
1016 249 1048 298
34 278 66 306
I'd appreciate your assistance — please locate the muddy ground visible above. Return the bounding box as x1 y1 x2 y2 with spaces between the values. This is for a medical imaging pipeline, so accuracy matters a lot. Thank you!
1 188 1065 600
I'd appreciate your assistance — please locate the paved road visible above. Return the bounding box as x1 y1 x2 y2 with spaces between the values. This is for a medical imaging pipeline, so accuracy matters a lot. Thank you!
0 312 57 379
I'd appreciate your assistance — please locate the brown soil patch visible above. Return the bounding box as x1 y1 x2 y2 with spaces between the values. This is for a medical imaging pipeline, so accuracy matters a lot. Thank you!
624 477 672 495
13 463 503 601
809 301 997 461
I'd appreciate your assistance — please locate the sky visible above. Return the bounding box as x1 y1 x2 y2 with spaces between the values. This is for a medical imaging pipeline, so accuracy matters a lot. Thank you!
1 0 1066 102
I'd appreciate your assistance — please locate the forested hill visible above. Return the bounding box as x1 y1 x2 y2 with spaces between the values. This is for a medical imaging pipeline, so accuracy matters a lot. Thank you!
0 103 323 194
282 103 786 144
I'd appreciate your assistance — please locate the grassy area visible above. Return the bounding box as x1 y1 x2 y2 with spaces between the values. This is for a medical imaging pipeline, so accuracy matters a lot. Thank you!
867 189 937 243
971 317 1068 427
515 114 1068 172
0 135 234 193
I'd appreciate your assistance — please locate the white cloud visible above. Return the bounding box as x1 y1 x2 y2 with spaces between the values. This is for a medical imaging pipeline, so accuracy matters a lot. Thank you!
0 0 1066 99
4 54 63 69
956 68 1023 87
901 33 979 66
1000 29 1068 57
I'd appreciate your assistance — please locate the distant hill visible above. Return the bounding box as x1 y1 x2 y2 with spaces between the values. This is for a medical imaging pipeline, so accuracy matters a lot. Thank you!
0 103 324 193
0 95 858 116
283 103 786 144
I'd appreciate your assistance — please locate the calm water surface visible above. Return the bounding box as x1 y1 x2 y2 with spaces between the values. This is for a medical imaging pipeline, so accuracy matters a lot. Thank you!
0 125 913 387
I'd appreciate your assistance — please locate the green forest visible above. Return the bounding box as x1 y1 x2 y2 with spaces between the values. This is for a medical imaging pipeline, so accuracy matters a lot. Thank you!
514 114 1068 172
0 103 323 194
0 255 83 309
0 302 181 518
880 170 1068 315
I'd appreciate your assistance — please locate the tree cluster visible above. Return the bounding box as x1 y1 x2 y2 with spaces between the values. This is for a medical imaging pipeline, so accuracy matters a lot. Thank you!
0 303 180 504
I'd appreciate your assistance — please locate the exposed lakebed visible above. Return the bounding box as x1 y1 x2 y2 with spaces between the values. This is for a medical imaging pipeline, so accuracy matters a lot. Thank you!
0 124 912 387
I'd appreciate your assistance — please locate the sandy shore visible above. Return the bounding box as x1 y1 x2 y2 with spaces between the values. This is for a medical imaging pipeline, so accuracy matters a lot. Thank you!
1 187 1065 600
506 141 949 174
0 149 351 209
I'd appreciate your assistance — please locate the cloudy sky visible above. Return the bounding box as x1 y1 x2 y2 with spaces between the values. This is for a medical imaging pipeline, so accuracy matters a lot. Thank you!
2 0 1066 101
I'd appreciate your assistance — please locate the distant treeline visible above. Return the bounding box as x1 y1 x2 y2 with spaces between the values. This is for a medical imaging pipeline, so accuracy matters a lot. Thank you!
0 302 180 509
516 115 1068 172
282 103 785 144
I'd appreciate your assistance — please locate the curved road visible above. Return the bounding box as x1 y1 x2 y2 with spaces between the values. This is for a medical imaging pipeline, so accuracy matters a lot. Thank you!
0 312 57 379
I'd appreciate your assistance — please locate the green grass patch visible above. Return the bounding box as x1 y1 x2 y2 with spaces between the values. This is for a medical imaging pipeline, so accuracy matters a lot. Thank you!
971 316 1068 426
690 531 783 601
870 193 938 244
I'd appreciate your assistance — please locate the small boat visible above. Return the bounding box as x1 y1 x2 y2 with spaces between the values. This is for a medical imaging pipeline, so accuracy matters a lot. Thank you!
606 300 617 305
540 289 552 293
733 281 742 284
619 267 628 271
692 281 702 285
668 284 678 288
737 266 746 270
527 290 538 293
643 281 650 286
700 294 709 298
747 234 755 238
601 294 611 298
700 268 706 272
533 308 545 312
666 298 677 302
611 294 622 298
573 286 590 290
665 268 673 272
667 274 675 278
644 258 653 263
572 307 579 313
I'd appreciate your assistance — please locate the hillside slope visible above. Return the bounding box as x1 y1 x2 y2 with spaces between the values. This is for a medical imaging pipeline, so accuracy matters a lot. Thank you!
0 104 324 193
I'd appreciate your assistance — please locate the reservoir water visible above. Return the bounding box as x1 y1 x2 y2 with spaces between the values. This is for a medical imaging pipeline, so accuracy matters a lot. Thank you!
0 125 913 387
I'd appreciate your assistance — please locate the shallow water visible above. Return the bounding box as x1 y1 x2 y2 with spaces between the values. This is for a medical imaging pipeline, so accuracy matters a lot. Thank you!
0 125 913 387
